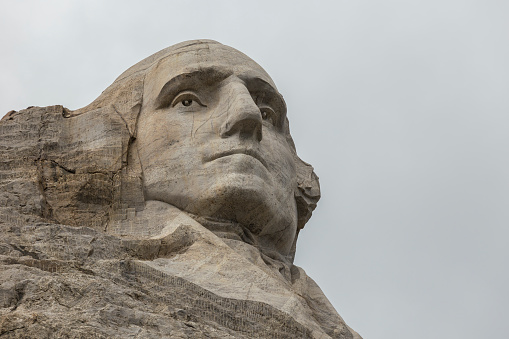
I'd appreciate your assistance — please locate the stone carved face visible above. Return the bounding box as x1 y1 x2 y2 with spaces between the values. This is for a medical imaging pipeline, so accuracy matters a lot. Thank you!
136 44 298 256
0 40 318 263
65 40 319 260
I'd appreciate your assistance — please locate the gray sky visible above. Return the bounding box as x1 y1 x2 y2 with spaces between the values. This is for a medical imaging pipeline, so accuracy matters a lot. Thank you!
1 1 508 338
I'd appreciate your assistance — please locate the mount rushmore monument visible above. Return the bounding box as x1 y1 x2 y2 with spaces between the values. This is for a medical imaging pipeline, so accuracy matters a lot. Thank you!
0 40 361 338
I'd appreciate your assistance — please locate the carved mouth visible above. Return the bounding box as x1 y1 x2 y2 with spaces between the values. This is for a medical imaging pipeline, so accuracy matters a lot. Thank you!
207 149 268 168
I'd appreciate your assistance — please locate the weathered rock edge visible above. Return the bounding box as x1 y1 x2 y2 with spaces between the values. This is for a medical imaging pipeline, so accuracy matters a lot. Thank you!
1 222 315 338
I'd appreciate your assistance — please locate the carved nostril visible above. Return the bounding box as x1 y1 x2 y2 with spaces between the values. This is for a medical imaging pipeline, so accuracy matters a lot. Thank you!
220 116 262 141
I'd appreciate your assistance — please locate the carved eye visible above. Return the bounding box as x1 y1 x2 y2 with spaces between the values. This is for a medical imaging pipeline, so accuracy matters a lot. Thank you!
171 91 206 109
260 106 277 126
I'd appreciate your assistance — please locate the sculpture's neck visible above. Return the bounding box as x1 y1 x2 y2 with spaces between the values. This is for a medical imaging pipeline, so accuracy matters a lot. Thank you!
112 200 293 266
185 212 293 265
185 213 257 246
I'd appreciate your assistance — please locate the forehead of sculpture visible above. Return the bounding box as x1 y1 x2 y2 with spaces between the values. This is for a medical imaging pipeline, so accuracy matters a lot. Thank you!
141 42 277 106
113 40 219 83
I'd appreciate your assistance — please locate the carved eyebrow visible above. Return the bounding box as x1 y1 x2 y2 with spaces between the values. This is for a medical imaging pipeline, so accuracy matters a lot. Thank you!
155 67 231 109
154 67 288 124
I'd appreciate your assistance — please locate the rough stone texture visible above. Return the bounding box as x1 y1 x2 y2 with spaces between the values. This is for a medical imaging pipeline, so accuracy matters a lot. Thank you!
0 40 361 338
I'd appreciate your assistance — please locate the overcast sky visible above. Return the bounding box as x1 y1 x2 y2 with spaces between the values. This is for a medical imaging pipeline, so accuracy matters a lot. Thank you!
1 1 508 338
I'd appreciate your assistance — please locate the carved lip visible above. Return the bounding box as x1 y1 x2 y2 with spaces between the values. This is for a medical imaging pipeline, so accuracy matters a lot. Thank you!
206 148 268 168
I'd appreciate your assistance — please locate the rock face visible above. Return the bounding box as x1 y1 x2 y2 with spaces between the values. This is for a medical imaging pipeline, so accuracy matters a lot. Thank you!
0 40 361 338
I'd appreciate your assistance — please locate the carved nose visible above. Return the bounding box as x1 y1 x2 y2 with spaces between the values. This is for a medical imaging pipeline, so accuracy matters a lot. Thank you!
220 83 262 142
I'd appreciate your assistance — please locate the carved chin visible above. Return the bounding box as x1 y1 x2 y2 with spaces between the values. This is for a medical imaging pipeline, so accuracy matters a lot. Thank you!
183 174 277 223
194 175 297 251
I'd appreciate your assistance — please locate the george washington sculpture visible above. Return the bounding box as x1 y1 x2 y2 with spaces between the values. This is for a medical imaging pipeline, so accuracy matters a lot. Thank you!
0 40 361 338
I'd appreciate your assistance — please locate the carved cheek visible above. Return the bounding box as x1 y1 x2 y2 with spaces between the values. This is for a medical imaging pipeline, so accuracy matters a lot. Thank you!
264 134 297 187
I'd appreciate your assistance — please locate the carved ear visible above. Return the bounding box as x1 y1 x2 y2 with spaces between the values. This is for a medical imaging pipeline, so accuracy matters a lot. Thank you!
294 157 320 230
